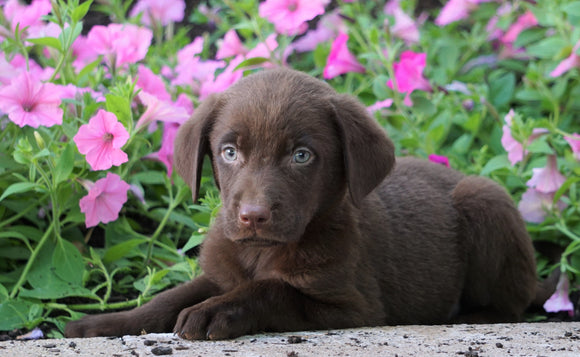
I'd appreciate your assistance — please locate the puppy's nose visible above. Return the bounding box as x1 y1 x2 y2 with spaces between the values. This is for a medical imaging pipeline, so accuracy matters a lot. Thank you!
239 203 271 228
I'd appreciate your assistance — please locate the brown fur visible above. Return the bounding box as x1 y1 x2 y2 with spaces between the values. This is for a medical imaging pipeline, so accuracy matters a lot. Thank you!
65 68 538 340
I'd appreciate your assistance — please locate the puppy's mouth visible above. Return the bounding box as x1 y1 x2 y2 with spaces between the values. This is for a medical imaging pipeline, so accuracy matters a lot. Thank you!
236 236 285 247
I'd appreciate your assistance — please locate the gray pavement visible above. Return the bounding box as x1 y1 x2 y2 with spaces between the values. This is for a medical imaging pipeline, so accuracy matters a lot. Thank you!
1 322 579 356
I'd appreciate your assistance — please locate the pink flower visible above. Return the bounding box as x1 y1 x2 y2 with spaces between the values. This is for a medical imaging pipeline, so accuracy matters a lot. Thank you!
86 24 153 68
4 0 51 32
384 0 420 44
135 91 190 131
501 109 548 165
518 188 566 223
565 133 580 160
259 0 330 36
137 65 171 101
291 9 347 53
129 0 185 26
501 11 538 45
199 56 244 100
79 173 130 227
73 110 130 171
246 34 279 60
367 98 393 113
323 32 365 79
550 40 580 77
148 122 180 177
172 38 226 87
428 154 451 168
0 72 63 128
387 51 431 106
216 30 247 59
544 273 574 315
435 0 477 26
527 155 566 194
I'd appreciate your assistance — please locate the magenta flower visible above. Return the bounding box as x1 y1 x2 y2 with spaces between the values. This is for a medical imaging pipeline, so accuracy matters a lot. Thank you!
551 40 580 77
565 133 580 160
4 0 51 32
387 51 432 106
518 188 567 223
137 65 171 101
367 98 393 113
246 34 279 61
259 0 330 36
384 0 420 44
135 92 190 132
435 0 477 26
428 154 451 168
79 173 131 228
216 30 247 59
323 32 365 79
0 72 63 128
86 24 152 68
544 273 574 316
73 110 130 171
199 56 244 100
527 155 566 194
148 122 180 177
129 0 185 26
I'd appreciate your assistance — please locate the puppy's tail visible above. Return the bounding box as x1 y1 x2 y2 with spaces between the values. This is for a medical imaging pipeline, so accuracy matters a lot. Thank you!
452 176 537 319
532 268 560 307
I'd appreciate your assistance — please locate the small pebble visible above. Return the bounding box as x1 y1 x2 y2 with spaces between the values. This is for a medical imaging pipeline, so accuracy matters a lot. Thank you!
151 346 173 355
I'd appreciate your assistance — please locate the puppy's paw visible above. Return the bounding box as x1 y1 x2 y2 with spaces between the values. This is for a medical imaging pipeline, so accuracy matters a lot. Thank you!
174 298 255 340
65 314 127 338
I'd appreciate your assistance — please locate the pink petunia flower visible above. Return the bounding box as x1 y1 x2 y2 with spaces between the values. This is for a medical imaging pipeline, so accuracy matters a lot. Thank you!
291 9 347 53
216 30 247 59
565 133 580 160
367 98 393 113
79 173 131 227
73 109 130 171
147 122 180 177
0 71 63 128
428 154 451 168
86 23 153 69
387 51 432 106
501 109 549 165
129 0 185 26
544 273 575 316
384 0 420 44
135 91 190 131
501 11 538 46
259 0 330 36
323 32 365 79
518 188 567 223
137 64 171 101
4 0 52 32
199 56 244 100
551 40 580 77
527 155 566 194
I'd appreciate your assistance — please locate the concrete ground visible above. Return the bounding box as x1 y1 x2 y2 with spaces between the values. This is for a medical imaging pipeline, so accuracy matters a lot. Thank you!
1 322 579 357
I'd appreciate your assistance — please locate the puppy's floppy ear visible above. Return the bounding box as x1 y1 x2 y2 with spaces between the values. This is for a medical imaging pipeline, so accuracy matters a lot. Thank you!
329 94 395 207
174 94 222 202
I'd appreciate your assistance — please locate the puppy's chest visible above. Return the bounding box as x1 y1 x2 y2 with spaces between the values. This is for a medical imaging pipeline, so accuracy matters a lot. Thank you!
237 248 300 282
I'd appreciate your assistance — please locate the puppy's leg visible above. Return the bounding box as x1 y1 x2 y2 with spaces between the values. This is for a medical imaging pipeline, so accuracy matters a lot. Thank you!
452 176 536 322
65 275 221 337
174 279 367 340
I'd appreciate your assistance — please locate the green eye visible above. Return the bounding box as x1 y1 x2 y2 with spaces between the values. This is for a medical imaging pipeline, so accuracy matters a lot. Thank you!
293 148 312 164
222 146 238 162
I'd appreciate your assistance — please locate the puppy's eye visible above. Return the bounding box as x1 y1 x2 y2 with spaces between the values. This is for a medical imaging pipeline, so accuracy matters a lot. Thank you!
292 148 312 164
222 145 238 162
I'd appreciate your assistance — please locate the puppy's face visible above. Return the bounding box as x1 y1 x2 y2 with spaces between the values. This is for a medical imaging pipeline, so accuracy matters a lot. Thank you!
209 91 345 246
174 69 395 247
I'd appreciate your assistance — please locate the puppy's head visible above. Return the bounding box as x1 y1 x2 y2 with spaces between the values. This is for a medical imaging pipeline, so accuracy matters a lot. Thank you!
175 68 394 246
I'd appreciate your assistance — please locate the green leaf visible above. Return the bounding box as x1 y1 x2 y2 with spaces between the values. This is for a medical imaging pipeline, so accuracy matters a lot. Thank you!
526 37 568 59
105 94 132 129
54 142 75 185
489 72 515 108
53 240 84 286
563 1 580 17
77 58 101 81
26 37 62 51
71 0 93 23
102 238 147 263
0 300 42 330
481 155 511 176
553 177 580 205
181 234 205 254
234 57 270 71
526 137 553 155
0 182 37 202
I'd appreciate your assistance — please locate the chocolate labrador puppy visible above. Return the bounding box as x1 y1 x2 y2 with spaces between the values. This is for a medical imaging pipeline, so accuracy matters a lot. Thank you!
66 68 537 340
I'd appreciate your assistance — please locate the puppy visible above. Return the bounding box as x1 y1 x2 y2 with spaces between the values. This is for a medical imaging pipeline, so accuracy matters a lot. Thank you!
65 68 537 340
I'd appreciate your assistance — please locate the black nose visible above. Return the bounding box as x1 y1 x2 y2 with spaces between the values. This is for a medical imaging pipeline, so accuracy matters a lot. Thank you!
239 203 271 228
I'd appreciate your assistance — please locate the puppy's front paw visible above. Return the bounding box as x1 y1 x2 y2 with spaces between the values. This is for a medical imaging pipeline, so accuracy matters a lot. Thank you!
174 298 255 340
65 314 128 338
